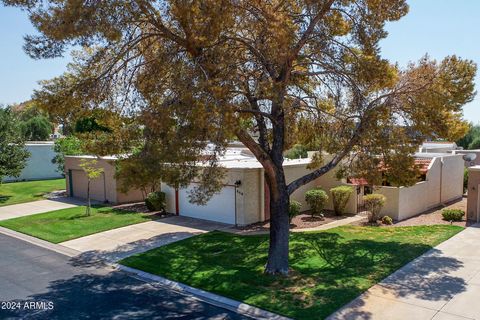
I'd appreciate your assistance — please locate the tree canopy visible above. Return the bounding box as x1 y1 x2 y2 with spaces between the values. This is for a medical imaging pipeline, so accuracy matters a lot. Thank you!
457 124 480 150
11 101 53 141
0 107 30 181
7 0 476 274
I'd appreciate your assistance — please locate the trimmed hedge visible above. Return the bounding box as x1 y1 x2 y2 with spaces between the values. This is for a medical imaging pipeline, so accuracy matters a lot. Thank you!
330 186 354 216
305 188 328 218
363 193 386 223
442 209 464 222
381 216 393 225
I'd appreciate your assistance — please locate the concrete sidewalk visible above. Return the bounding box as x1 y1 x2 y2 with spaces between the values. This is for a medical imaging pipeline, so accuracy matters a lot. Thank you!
60 216 229 262
328 225 480 320
0 198 83 221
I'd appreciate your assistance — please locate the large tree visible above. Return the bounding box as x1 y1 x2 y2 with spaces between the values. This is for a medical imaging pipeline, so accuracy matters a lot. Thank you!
6 0 476 274
0 107 30 181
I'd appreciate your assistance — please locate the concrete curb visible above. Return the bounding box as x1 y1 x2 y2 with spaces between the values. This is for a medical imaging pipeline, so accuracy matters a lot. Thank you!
0 226 80 257
117 264 292 320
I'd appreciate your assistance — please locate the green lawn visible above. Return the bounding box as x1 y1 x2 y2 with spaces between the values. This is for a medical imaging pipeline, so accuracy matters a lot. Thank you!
121 225 463 319
0 205 157 243
0 178 66 207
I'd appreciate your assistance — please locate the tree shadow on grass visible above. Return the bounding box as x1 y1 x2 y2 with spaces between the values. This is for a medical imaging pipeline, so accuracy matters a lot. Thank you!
291 232 467 319
59 230 467 320
0 195 12 204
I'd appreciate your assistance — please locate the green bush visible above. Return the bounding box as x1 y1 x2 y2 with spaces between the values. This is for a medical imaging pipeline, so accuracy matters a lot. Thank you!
381 216 393 225
305 188 328 218
289 200 302 223
285 144 308 159
330 186 354 216
442 209 464 222
145 191 166 212
363 194 386 223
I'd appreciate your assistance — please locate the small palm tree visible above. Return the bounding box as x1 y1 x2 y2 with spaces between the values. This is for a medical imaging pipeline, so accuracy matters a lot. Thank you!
79 159 104 216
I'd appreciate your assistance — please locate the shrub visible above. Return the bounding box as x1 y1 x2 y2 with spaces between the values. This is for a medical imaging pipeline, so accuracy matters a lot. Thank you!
330 186 354 216
381 216 393 225
363 194 386 223
145 191 166 212
442 209 464 222
285 144 308 159
305 188 328 218
289 200 302 223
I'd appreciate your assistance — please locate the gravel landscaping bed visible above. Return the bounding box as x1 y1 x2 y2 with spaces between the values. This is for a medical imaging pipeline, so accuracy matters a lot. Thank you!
392 197 471 227
352 197 471 228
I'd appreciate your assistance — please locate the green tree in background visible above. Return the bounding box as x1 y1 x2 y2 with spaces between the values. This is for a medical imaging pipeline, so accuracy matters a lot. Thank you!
11 101 53 141
20 115 52 141
457 124 480 149
285 144 308 159
52 136 83 174
75 117 112 134
0 108 30 181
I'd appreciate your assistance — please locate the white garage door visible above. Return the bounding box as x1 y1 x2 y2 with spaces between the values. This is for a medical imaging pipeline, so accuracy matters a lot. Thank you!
178 185 236 224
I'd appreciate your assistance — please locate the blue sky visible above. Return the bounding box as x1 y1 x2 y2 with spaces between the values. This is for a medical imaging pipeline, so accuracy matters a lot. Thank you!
0 1 479 122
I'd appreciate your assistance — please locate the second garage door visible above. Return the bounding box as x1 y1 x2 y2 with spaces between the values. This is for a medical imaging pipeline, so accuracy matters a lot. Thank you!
178 185 236 224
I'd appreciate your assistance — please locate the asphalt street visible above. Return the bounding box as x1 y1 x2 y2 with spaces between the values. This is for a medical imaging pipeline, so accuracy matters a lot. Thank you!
0 233 249 320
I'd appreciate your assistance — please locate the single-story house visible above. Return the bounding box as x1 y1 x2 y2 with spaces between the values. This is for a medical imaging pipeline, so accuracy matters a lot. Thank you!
65 148 465 225
3 141 63 182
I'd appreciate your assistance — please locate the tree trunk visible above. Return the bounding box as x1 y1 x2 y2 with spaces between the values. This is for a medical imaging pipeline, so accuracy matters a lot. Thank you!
264 176 290 275
86 179 91 216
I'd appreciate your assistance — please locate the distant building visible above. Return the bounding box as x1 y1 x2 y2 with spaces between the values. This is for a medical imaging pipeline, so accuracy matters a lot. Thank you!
419 141 460 153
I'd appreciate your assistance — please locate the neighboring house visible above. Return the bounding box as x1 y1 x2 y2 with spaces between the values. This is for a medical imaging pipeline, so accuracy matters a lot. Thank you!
64 156 144 205
419 141 460 153
3 141 63 182
65 146 465 225
65 148 357 225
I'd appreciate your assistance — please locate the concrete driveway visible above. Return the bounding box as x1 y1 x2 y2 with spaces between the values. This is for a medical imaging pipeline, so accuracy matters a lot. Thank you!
60 216 230 262
328 225 480 320
0 198 83 221
0 233 247 319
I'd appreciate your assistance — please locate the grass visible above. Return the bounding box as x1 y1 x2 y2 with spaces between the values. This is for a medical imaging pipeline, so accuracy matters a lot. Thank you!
0 205 157 243
0 178 66 207
121 225 463 319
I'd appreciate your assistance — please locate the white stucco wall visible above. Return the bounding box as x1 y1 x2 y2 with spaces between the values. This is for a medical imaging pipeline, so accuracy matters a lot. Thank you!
3 142 63 182
377 155 464 221
284 162 356 214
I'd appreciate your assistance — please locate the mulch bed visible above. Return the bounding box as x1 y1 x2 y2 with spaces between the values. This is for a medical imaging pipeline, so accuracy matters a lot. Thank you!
236 210 356 232
112 202 172 218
